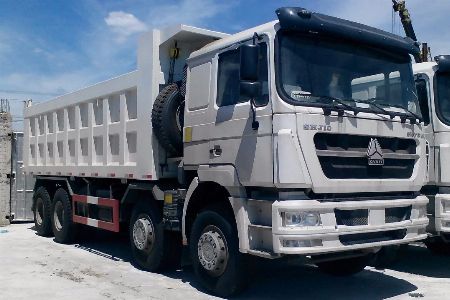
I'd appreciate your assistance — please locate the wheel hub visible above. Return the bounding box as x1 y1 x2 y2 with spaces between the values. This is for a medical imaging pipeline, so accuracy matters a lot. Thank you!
133 217 154 251
197 226 228 277
53 201 64 231
35 198 43 226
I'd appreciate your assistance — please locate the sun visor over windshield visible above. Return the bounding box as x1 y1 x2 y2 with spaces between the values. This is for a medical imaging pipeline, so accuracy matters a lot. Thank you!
276 7 420 57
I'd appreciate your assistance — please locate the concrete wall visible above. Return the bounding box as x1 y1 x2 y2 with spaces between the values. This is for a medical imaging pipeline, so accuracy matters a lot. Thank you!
0 112 12 226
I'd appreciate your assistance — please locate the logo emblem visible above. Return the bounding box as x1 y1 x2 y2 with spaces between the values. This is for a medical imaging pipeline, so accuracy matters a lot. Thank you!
367 138 384 166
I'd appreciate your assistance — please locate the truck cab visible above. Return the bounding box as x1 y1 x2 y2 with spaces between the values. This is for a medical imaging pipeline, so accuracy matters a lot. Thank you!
411 56 450 251
183 7 428 264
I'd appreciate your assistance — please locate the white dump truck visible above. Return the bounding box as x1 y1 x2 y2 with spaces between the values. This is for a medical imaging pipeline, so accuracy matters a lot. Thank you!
24 7 429 296
408 56 450 253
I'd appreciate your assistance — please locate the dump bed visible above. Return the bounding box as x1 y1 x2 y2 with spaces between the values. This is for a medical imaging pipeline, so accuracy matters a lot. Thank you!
23 25 227 180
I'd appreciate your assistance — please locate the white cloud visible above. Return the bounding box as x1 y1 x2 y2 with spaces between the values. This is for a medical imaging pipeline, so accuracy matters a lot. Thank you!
105 11 148 43
145 0 234 28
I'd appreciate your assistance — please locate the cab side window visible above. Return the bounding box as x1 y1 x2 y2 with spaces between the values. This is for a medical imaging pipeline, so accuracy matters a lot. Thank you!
415 79 430 125
216 43 268 107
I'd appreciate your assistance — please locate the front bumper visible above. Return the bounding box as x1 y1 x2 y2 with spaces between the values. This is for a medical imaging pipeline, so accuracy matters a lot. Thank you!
272 196 429 255
434 194 450 234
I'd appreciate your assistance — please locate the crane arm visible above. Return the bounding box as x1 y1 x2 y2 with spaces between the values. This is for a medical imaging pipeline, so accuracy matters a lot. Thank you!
392 0 424 62
392 0 418 42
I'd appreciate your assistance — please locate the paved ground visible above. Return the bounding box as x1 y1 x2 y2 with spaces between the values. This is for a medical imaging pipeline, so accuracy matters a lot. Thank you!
1 223 450 300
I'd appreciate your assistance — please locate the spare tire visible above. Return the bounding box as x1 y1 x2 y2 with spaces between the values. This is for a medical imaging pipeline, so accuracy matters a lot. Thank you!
152 83 185 156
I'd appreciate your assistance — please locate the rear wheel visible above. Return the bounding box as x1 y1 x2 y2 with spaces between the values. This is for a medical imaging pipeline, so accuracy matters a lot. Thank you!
315 254 373 276
190 208 247 297
33 187 53 236
129 202 180 272
51 188 76 244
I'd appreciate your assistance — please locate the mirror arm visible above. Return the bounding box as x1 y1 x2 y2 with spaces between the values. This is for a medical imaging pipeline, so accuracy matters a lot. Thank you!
252 32 262 45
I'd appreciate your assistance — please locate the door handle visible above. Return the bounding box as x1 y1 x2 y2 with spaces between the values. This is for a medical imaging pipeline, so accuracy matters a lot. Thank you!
210 145 222 157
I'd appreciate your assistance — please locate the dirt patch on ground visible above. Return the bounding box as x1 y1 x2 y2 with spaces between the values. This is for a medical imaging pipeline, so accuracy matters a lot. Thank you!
80 268 105 278
56 270 84 283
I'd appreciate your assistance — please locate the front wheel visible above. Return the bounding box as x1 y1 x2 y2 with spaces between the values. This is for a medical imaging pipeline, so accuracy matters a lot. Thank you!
315 254 373 276
190 208 247 297
372 245 402 269
424 237 450 255
129 202 180 272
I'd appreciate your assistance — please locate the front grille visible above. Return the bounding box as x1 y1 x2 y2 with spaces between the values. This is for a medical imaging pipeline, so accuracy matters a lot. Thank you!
314 133 417 179
339 229 407 246
335 209 368 226
385 206 412 223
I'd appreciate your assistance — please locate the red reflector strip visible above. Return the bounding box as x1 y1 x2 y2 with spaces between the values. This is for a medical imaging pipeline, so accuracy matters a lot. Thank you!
142 174 152 179
80 173 85 176
91 172 98 177
72 194 88 203
67 172 72 176
126 174 134 179
108 173 116 177
72 194 119 233
72 214 88 225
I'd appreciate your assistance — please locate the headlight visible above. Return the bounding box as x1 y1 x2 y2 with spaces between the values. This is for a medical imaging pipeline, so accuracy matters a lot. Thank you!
283 211 321 227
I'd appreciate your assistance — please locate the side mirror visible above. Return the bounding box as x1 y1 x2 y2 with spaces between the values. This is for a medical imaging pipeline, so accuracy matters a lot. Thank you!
436 55 450 73
240 43 260 98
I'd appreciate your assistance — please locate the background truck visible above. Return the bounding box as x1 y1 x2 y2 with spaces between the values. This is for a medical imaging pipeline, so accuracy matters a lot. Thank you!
24 7 429 296
409 56 450 253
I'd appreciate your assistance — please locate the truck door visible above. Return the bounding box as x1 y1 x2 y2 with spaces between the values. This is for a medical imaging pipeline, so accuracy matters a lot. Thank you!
208 40 273 186
416 74 434 182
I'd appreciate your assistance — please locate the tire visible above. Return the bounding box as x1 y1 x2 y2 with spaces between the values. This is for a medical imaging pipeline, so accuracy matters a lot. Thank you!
129 201 181 272
372 245 402 269
151 83 185 156
425 237 450 255
315 254 373 276
33 187 53 236
190 208 247 297
51 188 76 244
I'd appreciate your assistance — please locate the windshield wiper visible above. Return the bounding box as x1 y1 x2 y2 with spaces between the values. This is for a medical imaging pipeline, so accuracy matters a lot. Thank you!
315 95 360 116
366 100 422 124
352 98 397 120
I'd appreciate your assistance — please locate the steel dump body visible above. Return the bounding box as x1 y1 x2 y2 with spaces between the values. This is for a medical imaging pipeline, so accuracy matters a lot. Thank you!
23 25 227 180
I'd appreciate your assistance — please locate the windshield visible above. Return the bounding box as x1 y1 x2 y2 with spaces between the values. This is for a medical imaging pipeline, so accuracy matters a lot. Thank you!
276 32 421 117
436 72 450 124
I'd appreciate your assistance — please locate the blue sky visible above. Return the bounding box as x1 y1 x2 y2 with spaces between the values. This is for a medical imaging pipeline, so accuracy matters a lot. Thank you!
2 0 450 128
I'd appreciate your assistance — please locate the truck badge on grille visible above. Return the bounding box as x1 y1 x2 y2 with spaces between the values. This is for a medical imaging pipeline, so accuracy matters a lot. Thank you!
367 138 384 166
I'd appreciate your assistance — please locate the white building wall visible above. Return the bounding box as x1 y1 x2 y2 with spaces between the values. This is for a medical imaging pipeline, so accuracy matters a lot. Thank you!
0 111 12 225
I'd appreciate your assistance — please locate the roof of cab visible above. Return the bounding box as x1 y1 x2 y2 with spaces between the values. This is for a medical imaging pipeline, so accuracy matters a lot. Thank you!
413 62 438 74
